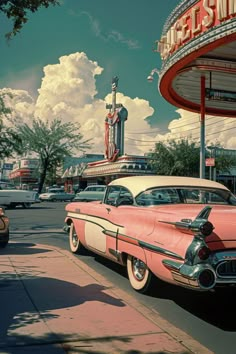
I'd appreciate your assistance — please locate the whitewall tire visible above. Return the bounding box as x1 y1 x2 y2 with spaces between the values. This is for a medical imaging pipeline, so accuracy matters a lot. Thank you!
69 222 84 254
127 255 152 293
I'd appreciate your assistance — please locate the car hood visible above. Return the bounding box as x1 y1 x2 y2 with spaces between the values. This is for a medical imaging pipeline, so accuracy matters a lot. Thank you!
155 204 236 248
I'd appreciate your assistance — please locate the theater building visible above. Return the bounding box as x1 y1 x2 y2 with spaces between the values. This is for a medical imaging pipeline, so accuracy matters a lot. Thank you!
150 0 236 189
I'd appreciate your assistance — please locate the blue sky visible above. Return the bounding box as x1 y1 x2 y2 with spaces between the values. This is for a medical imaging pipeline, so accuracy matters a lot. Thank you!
1 0 234 156
0 0 177 124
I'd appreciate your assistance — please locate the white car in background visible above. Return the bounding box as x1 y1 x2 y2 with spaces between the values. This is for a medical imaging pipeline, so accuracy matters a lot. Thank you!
0 183 39 209
39 188 75 202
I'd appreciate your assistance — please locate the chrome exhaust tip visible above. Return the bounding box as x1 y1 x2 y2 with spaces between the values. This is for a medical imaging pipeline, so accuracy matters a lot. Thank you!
198 269 216 290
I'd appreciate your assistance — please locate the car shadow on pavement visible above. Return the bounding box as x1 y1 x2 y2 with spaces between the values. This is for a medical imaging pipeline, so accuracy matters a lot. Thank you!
0 242 51 255
90 254 236 332
147 277 236 331
0 243 133 353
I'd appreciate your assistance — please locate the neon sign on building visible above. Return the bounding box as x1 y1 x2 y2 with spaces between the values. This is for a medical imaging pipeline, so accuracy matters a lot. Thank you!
157 0 236 61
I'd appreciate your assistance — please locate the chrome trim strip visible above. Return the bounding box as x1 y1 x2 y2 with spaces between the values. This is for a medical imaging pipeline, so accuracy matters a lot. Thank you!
108 248 122 262
103 230 184 260
66 212 124 234
139 241 184 260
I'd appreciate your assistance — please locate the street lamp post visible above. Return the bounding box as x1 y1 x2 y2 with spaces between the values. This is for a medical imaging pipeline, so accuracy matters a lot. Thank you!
147 68 160 82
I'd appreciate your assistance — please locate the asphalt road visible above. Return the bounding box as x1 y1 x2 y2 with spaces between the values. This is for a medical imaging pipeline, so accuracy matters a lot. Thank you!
6 202 236 354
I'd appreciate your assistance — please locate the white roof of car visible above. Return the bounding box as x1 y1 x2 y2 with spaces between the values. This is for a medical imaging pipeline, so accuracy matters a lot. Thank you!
108 176 229 197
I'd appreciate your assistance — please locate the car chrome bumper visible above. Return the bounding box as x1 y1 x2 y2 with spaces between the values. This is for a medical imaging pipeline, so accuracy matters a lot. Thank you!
163 260 216 290
163 250 236 291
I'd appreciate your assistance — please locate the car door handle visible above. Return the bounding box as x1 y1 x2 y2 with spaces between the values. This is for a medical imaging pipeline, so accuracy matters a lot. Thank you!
106 208 111 214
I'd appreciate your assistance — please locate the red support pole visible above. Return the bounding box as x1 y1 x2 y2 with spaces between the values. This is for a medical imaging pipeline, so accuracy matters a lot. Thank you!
200 75 206 179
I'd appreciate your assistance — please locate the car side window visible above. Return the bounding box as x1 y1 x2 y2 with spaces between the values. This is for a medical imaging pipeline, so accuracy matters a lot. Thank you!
96 186 105 191
136 188 180 206
116 188 134 206
105 186 133 206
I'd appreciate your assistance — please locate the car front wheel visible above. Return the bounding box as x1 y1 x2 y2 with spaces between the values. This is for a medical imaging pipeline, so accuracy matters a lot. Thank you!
69 222 84 254
0 240 8 248
127 255 153 293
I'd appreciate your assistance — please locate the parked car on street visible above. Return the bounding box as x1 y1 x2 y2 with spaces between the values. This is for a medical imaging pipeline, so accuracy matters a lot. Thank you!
0 185 39 209
73 185 106 202
39 188 75 202
0 206 9 248
65 175 236 294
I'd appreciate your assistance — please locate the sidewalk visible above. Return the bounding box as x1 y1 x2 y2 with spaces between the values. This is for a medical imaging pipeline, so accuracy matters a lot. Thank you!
0 241 213 354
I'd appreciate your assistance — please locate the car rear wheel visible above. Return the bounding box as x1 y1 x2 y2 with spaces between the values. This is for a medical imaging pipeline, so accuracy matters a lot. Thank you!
69 222 84 254
127 255 153 293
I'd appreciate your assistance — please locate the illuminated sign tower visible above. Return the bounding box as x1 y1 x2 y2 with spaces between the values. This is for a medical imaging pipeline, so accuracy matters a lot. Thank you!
104 76 128 161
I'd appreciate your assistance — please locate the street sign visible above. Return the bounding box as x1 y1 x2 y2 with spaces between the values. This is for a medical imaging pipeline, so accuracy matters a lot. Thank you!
205 158 215 166
3 163 13 170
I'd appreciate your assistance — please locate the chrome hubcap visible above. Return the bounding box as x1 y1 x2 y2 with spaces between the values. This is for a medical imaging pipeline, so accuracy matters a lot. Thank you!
72 231 78 247
132 258 146 280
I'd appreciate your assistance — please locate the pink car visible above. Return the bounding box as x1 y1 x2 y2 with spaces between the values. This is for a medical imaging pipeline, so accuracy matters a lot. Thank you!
65 176 236 293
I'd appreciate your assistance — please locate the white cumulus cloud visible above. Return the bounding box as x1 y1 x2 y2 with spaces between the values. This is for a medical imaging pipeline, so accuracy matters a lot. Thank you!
2 51 236 159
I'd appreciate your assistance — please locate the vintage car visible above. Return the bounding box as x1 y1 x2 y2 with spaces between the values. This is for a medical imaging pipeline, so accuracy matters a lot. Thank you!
73 185 106 202
0 206 9 248
39 188 75 202
64 176 236 293
0 183 40 209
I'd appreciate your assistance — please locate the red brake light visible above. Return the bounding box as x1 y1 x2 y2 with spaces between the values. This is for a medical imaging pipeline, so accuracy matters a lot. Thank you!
199 221 214 236
198 246 211 260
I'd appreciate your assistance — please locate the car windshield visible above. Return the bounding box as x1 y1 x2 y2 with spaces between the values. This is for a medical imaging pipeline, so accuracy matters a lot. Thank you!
48 189 64 193
85 186 106 192
135 187 236 206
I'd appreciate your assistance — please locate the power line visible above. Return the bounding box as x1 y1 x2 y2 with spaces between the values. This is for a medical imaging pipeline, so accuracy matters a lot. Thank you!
125 124 236 145
126 115 236 138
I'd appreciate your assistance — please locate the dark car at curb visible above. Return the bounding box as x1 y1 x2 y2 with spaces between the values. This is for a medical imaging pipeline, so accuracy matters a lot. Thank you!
0 207 9 248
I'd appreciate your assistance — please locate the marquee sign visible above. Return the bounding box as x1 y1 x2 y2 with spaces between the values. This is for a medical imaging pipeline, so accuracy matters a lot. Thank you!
157 0 236 61
9 169 31 178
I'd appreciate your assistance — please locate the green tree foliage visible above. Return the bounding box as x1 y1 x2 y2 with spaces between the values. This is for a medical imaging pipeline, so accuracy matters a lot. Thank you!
148 139 201 177
18 118 91 193
206 145 236 175
0 0 59 39
149 139 236 179
0 95 22 159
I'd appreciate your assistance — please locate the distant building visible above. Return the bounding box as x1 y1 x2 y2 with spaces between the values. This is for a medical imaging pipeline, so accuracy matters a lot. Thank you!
61 154 104 192
0 162 14 181
8 159 39 189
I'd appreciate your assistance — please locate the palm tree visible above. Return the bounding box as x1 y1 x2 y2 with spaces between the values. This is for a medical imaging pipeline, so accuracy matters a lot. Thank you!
18 118 91 193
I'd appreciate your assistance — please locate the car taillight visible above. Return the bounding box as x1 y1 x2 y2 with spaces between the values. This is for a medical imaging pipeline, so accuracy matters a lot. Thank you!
198 246 211 260
199 221 214 236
